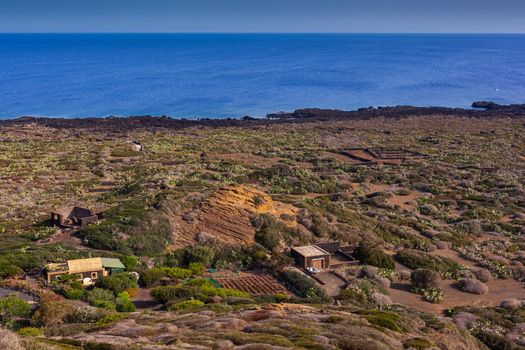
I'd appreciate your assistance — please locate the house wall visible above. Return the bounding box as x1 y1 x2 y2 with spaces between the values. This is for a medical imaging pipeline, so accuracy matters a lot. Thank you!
79 215 99 227
47 269 105 284
291 250 306 268
51 213 65 226
305 255 330 269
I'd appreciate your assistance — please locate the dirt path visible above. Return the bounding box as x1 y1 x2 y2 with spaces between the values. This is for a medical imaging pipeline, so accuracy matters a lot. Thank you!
132 288 157 309
317 271 346 297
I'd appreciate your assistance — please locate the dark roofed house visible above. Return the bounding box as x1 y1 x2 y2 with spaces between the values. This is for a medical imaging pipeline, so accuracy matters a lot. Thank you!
50 206 103 228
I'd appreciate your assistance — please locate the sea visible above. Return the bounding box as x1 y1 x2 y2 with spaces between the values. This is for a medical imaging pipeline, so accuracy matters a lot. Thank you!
0 33 524 119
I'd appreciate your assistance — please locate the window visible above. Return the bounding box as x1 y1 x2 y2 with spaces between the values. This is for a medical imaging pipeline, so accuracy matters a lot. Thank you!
91 272 98 279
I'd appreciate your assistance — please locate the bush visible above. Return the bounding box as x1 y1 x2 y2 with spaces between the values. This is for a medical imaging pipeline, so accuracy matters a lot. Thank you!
280 270 330 303
253 214 296 252
403 337 434 349
150 285 249 304
95 273 137 296
65 306 106 323
86 288 116 309
167 299 204 312
115 292 136 312
355 242 395 270
475 331 515 350
178 245 215 267
31 298 76 327
413 287 444 304
76 199 173 256
396 249 461 276
188 263 205 276
360 310 402 332
120 256 138 271
0 264 23 279
64 288 86 300
95 313 127 327
457 278 489 295
0 295 31 324
411 269 441 289
140 267 193 287
18 326 44 337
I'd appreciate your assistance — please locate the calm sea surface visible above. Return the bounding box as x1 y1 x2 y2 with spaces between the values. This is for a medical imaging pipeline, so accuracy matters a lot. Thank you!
0 33 524 119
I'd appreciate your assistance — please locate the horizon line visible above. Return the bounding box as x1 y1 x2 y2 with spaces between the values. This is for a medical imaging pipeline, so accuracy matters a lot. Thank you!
1 31 525 35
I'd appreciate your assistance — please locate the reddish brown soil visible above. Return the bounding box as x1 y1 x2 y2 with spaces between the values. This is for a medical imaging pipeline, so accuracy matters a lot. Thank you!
215 274 288 296
386 191 424 210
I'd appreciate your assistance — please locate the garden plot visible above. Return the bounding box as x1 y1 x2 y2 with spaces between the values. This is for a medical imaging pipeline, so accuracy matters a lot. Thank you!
215 274 288 295
332 148 427 165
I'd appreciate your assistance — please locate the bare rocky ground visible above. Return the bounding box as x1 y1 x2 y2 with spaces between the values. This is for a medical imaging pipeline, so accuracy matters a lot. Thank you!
1 106 525 349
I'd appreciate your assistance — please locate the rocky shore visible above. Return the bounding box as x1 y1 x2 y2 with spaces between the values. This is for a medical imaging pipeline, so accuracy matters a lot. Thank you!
1 101 524 132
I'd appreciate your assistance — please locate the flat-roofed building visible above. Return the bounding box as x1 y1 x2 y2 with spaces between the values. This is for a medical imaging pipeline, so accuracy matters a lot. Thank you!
291 245 331 270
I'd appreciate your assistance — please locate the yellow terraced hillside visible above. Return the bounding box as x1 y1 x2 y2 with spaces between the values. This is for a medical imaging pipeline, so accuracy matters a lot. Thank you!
172 185 298 247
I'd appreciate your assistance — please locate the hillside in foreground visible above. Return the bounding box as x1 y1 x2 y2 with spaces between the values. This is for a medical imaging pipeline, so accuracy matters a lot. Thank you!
0 106 524 349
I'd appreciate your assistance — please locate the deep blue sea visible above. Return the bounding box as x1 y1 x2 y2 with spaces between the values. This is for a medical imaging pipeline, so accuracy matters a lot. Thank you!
0 33 524 119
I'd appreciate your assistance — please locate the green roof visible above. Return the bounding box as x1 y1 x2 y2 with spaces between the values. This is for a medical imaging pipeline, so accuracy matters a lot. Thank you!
101 258 126 270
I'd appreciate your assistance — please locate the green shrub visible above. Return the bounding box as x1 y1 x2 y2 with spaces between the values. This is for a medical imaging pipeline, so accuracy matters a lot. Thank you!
474 331 515 350
140 268 166 287
64 288 86 300
95 273 137 296
188 263 205 275
120 256 138 271
403 337 434 349
86 288 115 309
253 214 296 252
360 310 403 332
168 299 204 312
274 293 289 303
411 269 441 289
18 327 44 337
140 267 193 287
355 242 395 270
280 270 330 303
396 249 461 276
413 287 444 304
115 292 136 312
95 313 127 327
0 264 23 279
31 298 76 327
76 199 173 256
150 285 249 304
178 245 215 267
0 295 31 324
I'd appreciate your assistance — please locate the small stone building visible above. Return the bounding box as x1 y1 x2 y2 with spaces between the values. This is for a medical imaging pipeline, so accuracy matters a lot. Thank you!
44 257 126 285
50 206 102 228
291 242 357 270
291 245 331 270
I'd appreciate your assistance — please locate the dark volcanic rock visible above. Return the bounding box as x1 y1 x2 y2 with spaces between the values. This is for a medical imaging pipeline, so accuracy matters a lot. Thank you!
2 102 525 132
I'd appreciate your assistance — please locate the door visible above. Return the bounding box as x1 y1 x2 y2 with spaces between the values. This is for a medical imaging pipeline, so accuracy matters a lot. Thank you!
311 258 324 269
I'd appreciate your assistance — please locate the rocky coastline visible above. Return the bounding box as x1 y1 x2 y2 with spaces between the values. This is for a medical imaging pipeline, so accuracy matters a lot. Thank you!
1 101 524 131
